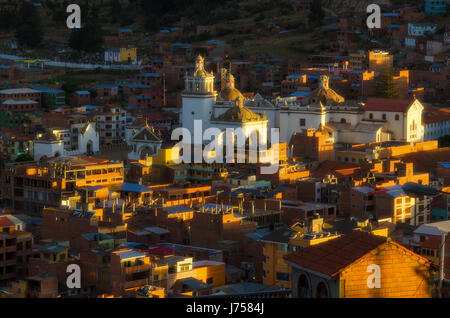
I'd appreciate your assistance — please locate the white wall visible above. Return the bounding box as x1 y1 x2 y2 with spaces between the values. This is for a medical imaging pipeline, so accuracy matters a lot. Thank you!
33 141 64 161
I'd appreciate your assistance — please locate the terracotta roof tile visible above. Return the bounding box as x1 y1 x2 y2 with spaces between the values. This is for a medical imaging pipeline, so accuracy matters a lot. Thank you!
0 216 15 228
284 231 387 277
364 98 413 113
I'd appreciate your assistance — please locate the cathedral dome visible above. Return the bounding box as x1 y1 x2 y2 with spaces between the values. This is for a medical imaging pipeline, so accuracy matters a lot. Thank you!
218 71 245 101
214 97 266 123
192 55 212 77
219 87 245 102
309 75 345 105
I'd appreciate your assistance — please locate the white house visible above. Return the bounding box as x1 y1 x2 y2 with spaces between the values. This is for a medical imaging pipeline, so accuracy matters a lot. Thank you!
128 125 163 160
423 108 450 140
33 122 99 160
362 98 424 143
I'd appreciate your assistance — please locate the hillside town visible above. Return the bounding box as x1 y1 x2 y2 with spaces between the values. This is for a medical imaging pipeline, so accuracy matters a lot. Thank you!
0 0 449 299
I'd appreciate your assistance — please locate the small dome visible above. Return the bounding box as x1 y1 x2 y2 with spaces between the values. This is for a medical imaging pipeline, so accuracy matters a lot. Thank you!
219 87 245 102
219 69 244 101
308 75 345 105
214 98 266 123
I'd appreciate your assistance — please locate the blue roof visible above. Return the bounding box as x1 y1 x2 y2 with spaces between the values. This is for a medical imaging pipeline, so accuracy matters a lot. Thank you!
30 86 64 94
121 83 150 89
171 42 192 47
0 65 13 70
206 40 221 45
287 74 303 79
115 250 144 260
40 244 68 254
137 73 160 77
119 29 133 32
75 90 90 95
120 182 152 193
160 30 170 33
81 233 114 241
92 84 118 89
291 91 311 97
123 242 143 248
383 13 399 16
439 162 450 169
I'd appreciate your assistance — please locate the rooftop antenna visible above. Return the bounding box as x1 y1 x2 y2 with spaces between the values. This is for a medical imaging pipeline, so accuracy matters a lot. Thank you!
162 73 166 107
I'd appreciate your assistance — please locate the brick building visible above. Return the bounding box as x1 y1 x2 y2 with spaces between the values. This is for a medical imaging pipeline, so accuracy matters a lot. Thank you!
285 231 436 298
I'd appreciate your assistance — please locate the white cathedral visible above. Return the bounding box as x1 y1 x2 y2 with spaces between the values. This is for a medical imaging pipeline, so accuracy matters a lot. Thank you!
181 55 425 155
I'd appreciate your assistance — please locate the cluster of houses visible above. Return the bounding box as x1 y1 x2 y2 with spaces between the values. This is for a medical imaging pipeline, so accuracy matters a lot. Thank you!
0 0 449 298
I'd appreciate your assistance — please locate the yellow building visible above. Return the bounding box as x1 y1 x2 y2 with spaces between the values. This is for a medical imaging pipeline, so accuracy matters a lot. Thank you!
368 50 393 72
104 47 137 63
120 48 137 63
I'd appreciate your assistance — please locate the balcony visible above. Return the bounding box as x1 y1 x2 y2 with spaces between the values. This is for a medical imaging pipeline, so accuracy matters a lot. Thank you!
122 264 151 275
123 278 148 289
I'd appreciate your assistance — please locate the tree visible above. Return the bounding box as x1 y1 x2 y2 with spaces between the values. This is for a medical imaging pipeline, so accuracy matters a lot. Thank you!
375 66 401 99
15 153 33 163
308 0 325 27
15 2 43 48
144 14 160 33
69 23 104 53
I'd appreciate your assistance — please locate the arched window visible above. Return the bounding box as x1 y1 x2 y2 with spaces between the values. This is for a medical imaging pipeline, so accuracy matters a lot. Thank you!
340 118 346 123
298 274 311 298
316 281 329 298
369 113 373 119
395 114 399 120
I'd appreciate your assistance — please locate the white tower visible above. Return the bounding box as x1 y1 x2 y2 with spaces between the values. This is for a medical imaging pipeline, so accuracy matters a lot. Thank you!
181 55 217 141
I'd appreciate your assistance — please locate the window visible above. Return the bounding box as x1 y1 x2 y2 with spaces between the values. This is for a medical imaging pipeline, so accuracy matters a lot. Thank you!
316 281 329 298
298 274 311 298
300 118 306 127
277 243 289 252
369 113 373 119
395 114 399 120
276 272 290 282
382 114 386 120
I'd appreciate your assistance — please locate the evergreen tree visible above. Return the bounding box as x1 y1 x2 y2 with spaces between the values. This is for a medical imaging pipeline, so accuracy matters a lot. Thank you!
308 0 325 27
69 23 104 53
15 2 43 48
375 66 400 99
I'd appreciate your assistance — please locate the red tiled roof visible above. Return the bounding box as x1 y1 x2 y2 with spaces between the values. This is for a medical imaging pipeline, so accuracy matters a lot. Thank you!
423 108 450 125
147 246 177 256
364 98 413 113
0 216 15 228
312 160 361 179
284 231 387 277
